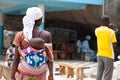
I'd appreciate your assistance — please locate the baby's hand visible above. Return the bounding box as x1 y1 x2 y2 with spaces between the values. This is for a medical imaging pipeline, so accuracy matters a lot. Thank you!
48 75 54 80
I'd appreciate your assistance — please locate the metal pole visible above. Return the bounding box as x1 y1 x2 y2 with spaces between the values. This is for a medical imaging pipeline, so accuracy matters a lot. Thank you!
0 13 4 54
38 5 45 30
102 0 105 15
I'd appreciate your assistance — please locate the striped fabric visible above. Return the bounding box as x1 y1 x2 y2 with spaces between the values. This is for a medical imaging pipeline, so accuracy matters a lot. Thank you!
18 59 48 80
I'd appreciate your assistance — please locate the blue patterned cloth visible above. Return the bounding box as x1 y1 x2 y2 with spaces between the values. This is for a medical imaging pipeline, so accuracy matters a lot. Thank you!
24 49 48 67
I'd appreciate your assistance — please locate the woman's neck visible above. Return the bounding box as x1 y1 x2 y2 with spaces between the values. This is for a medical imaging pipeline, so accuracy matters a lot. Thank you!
32 26 41 37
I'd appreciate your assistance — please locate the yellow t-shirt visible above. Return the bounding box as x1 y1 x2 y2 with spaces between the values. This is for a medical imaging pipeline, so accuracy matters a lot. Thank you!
95 26 117 59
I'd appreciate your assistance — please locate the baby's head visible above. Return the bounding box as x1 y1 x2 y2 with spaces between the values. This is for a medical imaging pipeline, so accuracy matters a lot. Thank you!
109 23 118 33
29 38 45 50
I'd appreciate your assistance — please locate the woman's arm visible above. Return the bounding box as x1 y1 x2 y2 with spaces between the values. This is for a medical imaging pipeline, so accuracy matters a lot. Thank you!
11 46 20 80
47 61 54 80
46 32 54 80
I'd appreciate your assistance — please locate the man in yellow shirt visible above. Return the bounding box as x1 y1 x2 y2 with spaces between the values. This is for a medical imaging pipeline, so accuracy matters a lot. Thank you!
95 15 117 80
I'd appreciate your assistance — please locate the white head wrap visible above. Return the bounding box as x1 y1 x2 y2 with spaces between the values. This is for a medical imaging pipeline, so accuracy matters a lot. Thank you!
85 35 91 40
23 7 43 41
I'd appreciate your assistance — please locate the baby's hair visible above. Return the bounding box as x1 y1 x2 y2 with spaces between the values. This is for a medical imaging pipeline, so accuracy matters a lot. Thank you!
29 38 45 50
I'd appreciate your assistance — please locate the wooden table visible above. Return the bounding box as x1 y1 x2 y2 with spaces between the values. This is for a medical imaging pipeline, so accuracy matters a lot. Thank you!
58 61 97 80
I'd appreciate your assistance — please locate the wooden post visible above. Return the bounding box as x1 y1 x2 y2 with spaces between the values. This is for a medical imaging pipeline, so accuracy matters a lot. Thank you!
67 67 74 78
76 68 79 80
59 65 66 75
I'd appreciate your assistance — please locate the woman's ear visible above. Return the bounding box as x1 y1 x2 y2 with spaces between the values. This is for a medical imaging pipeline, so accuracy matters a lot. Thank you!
35 18 42 26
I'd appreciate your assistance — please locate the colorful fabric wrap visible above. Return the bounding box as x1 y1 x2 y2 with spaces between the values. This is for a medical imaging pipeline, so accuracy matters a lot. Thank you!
18 47 49 80
18 59 48 80
5 47 14 67
19 47 48 67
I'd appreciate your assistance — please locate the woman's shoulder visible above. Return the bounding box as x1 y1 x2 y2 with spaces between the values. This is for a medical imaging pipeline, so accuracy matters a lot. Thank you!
41 30 51 37
40 30 52 43
15 31 24 38
42 30 51 34
16 31 24 36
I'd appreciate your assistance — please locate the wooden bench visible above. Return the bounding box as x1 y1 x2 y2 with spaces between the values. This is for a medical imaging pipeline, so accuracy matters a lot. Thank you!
58 61 97 80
